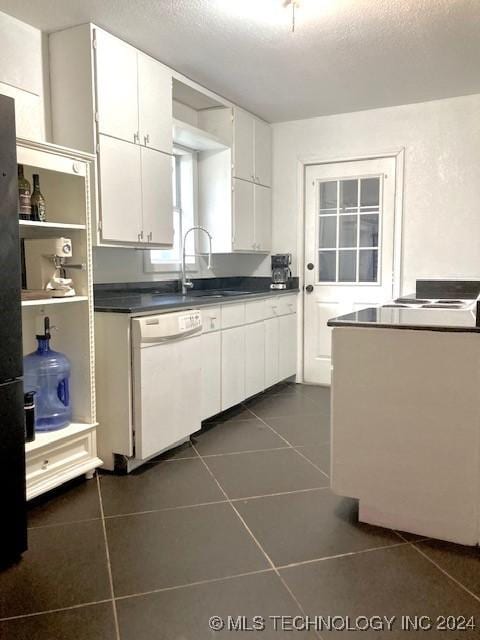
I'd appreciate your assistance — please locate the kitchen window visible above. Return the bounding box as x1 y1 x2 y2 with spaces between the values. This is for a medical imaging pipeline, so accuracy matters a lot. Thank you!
144 147 197 272
317 176 381 284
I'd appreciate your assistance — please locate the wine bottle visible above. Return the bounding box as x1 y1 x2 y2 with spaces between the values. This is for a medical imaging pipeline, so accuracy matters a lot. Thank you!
31 174 46 222
18 164 32 220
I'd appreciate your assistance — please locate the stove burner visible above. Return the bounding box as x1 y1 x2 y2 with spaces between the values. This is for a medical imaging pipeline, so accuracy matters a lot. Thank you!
394 298 430 305
436 299 465 304
421 303 464 309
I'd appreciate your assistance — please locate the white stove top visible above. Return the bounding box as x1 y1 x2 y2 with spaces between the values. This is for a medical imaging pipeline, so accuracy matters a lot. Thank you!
383 297 476 310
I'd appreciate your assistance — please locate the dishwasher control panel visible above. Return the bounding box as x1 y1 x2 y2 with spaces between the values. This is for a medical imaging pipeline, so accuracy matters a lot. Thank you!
132 310 203 345
179 311 202 332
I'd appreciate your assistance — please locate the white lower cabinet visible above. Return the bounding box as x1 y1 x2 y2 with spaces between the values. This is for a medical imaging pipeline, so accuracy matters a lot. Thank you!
201 331 221 420
199 295 297 421
245 322 266 398
265 316 280 388
279 313 297 380
221 326 246 411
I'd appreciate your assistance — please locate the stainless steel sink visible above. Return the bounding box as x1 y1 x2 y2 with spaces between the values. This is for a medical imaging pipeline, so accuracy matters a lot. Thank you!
186 290 251 298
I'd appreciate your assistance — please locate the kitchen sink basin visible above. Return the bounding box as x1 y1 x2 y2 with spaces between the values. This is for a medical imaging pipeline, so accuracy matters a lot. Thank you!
186 290 251 298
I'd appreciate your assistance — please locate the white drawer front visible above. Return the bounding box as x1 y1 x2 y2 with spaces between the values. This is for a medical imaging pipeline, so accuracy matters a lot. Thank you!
264 297 280 319
245 299 265 324
221 302 246 329
277 294 297 316
201 306 222 333
26 433 93 489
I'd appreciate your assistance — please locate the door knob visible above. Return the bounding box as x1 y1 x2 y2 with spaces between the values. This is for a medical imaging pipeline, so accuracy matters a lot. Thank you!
307 263 314 271
305 284 314 293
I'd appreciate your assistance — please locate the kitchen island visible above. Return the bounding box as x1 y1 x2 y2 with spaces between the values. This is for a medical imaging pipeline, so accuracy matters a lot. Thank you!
328 305 480 546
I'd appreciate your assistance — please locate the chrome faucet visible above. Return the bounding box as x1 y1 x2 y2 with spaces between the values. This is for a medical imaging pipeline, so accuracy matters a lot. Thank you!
181 225 213 295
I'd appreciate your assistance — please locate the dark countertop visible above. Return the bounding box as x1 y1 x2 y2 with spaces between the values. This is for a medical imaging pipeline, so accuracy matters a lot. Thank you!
327 306 480 333
95 287 299 314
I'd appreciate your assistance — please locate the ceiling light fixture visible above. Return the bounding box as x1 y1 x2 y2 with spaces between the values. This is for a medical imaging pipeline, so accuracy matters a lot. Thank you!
285 0 300 32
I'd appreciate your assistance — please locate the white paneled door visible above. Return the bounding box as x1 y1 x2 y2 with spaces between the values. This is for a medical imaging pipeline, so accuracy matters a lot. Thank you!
304 157 397 385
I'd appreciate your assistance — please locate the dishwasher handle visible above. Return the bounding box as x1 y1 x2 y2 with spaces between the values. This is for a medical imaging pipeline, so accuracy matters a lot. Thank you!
137 325 202 344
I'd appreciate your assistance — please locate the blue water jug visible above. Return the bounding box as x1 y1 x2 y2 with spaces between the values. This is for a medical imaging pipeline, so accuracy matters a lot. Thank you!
23 316 72 432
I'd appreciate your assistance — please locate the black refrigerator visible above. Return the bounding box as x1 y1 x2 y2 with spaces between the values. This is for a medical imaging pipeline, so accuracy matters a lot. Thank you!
0 94 27 565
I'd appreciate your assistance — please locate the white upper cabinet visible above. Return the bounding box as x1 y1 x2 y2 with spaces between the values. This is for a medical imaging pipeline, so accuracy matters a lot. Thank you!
232 178 255 251
254 184 272 252
233 109 255 182
94 29 139 144
98 135 142 243
138 53 172 153
254 119 272 187
233 108 272 187
141 147 173 245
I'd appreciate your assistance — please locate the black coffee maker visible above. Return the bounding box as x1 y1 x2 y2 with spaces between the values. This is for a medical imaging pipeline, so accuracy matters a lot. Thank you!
270 254 292 289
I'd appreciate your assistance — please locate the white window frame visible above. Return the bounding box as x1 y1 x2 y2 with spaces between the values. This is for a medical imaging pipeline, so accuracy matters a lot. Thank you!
316 175 383 285
144 146 199 273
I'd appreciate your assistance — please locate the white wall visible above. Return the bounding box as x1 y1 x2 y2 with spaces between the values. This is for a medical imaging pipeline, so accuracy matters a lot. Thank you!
273 93 480 294
0 10 50 140
93 247 270 283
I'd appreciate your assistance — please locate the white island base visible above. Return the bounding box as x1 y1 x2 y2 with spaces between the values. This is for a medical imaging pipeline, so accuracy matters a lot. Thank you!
331 326 480 546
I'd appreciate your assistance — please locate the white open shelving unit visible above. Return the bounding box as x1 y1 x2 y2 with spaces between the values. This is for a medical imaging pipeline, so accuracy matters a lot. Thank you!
17 138 102 500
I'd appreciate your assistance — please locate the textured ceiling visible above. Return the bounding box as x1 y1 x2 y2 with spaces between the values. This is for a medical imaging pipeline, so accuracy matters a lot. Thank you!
1 0 480 122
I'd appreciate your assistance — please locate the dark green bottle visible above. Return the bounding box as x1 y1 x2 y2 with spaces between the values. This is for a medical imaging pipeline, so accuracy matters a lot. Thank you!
31 173 46 222
18 164 32 220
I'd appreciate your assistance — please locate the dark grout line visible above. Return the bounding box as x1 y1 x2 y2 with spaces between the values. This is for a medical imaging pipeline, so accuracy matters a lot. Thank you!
245 404 332 480
191 442 323 639
277 540 412 572
27 516 103 531
201 445 292 458
408 540 480 605
0 598 114 623
113 568 276 602
96 475 121 640
103 499 230 520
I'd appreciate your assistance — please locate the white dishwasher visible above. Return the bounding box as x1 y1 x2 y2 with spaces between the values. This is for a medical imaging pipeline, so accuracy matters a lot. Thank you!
131 310 202 461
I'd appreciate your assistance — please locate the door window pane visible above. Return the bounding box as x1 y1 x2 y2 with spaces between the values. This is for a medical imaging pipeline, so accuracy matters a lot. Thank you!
339 215 357 248
359 249 378 282
360 178 380 209
319 216 337 248
360 214 379 247
319 181 337 211
319 251 336 282
339 250 357 282
339 179 358 211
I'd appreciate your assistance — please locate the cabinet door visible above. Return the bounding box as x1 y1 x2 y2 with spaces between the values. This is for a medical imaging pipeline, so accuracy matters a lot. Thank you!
233 109 254 182
254 184 272 252
98 135 142 243
233 178 255 251
94 29 139 143
254 119 272 187
221 326 245 411
278 314 297 381
201 332 221 420
245 322 266 399
141 147 174 245
265 317 279 388
138 53 172 153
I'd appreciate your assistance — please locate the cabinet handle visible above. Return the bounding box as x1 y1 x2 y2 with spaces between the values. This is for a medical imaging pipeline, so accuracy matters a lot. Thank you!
41 459 49 470
138 231 144 241
134 131 139 144
144 133 150 145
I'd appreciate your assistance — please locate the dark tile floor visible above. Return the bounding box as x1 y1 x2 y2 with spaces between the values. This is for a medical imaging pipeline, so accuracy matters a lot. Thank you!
1 383 479 639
